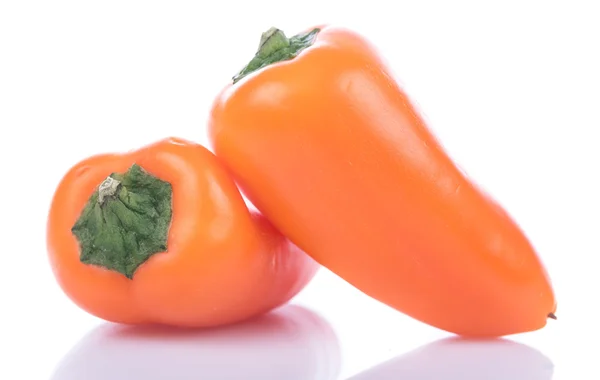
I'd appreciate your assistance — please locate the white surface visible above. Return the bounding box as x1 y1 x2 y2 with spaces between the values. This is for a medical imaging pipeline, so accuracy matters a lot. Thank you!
1 1 598 379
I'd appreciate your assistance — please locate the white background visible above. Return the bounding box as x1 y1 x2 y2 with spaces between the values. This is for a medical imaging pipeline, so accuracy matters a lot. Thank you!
1 1 598 379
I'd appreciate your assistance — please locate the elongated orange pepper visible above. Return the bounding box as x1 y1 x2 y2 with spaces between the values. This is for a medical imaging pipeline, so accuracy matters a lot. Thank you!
208 25 557 336
46 137 317 327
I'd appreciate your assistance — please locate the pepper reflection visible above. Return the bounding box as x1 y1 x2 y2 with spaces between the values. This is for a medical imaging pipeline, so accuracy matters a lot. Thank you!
349 337 553 380
51 305 340 380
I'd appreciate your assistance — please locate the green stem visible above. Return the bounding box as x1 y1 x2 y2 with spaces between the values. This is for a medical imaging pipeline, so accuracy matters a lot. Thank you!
232 27 320 84
71 164 173 279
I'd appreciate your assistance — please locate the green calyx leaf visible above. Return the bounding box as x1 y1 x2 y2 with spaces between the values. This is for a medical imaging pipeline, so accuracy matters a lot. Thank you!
71 164 173 279
232 27 320 84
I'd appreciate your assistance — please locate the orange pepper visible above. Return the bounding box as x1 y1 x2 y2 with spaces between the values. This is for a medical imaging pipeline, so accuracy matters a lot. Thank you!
208 25 557 336
46 137 317 327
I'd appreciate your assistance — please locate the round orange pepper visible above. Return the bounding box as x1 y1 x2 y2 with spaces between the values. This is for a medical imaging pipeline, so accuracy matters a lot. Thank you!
208 25 557 336
46 137 318 327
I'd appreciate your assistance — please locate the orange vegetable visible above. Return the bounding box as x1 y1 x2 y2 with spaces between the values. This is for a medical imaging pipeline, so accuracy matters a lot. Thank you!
46 137 317 327
208 25 557 336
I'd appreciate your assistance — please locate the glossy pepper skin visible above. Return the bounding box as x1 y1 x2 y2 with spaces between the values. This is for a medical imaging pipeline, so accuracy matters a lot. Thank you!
208 25 557 336
46 137 317 327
